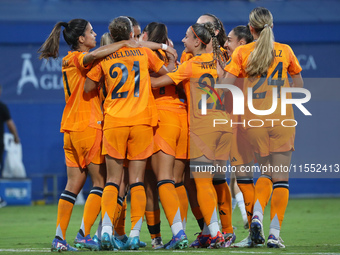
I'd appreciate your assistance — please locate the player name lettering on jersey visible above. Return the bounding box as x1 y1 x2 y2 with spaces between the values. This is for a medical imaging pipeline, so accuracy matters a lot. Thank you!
200 62 216 70
274 49 282 58
105 49 144 61
62 59 69 67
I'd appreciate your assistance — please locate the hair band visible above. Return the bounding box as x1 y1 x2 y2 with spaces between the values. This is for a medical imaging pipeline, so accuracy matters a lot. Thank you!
263 24 269 28
191 26 207 45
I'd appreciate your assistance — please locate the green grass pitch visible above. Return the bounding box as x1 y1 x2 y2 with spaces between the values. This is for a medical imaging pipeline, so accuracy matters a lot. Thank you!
0 198 339 254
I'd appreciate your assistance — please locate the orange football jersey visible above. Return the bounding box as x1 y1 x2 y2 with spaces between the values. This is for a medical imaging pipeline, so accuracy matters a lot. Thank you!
167 52 232 134
224 42 302 127
87 47 164 129
60 51 103 132
152 49 186 113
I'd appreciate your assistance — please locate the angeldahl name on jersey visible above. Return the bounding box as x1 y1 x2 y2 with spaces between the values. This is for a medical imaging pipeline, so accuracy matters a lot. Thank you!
105 49 144 61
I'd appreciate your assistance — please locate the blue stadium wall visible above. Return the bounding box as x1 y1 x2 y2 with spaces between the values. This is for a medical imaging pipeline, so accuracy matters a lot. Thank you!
0 0 339 201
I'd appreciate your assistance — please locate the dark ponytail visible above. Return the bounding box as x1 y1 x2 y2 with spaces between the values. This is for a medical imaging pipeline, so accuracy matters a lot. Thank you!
38 19 88 59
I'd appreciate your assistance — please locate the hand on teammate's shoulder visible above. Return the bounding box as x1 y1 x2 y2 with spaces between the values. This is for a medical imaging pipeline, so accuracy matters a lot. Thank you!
126 38 141 48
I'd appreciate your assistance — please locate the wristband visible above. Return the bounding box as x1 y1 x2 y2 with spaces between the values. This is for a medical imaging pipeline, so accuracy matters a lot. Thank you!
161 43 168 51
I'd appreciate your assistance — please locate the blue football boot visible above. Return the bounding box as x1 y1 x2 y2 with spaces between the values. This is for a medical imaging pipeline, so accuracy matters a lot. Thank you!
121 234 147 247
165 230 188 250
189 232 210 248
101 232 113 250
250 216 265 245
74 232 100 251
122 236 140 250
51 238 78 252
267 234 285 248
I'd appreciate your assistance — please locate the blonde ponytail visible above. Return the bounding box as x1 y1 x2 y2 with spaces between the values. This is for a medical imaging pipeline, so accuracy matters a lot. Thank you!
246 7 274 77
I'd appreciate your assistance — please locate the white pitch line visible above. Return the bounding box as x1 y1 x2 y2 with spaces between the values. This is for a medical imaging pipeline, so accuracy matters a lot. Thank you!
0 248 339 254
0 248 50 253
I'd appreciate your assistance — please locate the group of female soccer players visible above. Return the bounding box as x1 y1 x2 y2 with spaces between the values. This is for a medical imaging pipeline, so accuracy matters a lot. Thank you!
38 6 303 252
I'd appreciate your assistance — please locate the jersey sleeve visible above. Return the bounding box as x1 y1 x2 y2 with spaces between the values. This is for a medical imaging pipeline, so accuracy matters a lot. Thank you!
144 47 165 73
166 61 192 85
224 46 242 77
87 60 104 82
220 46 229 61
75 52 92 71
180 50 193 63
286 45 302 75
